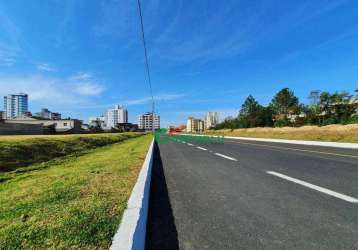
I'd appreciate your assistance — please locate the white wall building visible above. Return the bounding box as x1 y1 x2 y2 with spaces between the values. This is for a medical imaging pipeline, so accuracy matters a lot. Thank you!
138 112 160 131
204 112 219 129
4 93 28 119
88 116 106 128
5 117 82 133
105 105 128 128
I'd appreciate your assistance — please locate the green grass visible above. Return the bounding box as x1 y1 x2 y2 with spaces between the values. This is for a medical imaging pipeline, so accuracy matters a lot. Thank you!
0 134 152 249
0 133 144 172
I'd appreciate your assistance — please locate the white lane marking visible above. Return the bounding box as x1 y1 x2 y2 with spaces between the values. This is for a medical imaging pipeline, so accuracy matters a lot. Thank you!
266 171 358 203
197 146 207 151
187 143 194 146
214 153 238 161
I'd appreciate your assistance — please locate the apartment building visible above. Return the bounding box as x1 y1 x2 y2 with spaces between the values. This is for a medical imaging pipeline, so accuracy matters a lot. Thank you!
186 117 204 133
138 112 160 131
88 116 106 128
106 105 128 128
3 93 28 119
204 112 219 129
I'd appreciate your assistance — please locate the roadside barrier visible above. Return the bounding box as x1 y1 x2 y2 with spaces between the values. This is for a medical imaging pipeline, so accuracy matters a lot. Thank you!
110 139 154 250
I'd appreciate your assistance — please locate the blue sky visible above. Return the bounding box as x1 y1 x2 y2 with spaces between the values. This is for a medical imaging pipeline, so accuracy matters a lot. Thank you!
0 0 358 127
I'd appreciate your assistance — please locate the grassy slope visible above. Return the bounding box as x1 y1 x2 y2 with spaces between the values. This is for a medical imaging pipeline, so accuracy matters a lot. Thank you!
0 133 144 172
0 134 152 249
205 124 358 143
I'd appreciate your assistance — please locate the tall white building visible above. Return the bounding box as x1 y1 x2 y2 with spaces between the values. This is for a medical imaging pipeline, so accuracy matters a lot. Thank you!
4 93 28 119
204 112 219 129
138 112 160 131
105 105 128 128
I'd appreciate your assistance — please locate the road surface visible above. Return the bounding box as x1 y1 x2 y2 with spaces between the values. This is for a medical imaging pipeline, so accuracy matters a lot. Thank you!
146 135 358 250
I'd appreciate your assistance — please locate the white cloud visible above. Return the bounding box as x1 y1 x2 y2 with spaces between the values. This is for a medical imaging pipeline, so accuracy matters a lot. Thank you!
0 44 17 66
36 63 56 72
75 82 104 96
125 93 185 105
70 72 93 81
0 9 23 66
0 73 105 107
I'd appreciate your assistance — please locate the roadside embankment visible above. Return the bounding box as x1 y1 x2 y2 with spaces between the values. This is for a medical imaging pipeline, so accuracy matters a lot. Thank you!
0 134 153 249
0 133 145 172
205 124 358 143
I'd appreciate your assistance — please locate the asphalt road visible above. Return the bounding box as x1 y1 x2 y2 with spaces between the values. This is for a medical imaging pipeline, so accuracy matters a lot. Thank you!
146 135 358 250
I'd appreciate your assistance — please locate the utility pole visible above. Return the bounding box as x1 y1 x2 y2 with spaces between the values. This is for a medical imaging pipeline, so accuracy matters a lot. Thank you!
137 0 155 135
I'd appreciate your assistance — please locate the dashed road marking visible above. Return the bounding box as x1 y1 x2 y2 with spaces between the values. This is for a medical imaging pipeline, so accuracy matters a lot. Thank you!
214 153 238 161
187 143 194 146
229 140 358 159
197 146 207 151
267 171 358 203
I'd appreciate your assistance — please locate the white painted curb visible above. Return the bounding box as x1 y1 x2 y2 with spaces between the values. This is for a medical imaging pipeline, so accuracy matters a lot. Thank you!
225 136 358 149
110 139 155 250
179 133 358 149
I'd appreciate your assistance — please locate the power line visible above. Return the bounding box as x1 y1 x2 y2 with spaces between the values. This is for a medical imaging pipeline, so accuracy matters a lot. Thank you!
137 0 155 133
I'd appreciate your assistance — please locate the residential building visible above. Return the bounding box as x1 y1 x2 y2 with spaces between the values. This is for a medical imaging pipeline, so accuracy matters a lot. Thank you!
204 112 219 129
106 105 128 128
89 116 106 128
186 117 204 133
138 112 160 131
5 117 82 133
0 111 4 120
34 108 61 120
4 93 28 119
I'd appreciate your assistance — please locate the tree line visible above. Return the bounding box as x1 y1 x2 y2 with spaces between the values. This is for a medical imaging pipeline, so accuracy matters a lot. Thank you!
214 88 358 130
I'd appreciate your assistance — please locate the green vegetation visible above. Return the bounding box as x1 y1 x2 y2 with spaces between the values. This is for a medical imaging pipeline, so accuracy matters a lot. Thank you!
0 133 144 172
214 88 358 129
0 134 152 249
154 130 224 144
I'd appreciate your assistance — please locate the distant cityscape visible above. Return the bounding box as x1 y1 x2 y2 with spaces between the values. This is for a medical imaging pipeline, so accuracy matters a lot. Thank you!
0 92 221 135
0 93 162 135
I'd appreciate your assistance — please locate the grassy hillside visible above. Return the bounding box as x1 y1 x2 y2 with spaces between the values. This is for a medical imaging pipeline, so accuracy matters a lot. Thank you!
0 134 152 249
0 133 144 172
205 124 358 143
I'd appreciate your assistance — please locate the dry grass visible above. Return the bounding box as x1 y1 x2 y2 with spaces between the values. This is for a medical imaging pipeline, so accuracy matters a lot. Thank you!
205 124 358 143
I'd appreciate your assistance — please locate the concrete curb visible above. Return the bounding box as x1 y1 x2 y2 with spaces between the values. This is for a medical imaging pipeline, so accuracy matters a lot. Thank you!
225 136 358 149
110 139 155 250
180 133 358 149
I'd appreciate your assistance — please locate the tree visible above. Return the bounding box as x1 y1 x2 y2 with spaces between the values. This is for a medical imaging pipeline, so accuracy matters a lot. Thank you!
214 116 239 130
308 90 321 106
238 95 272 128
270 88 299 118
